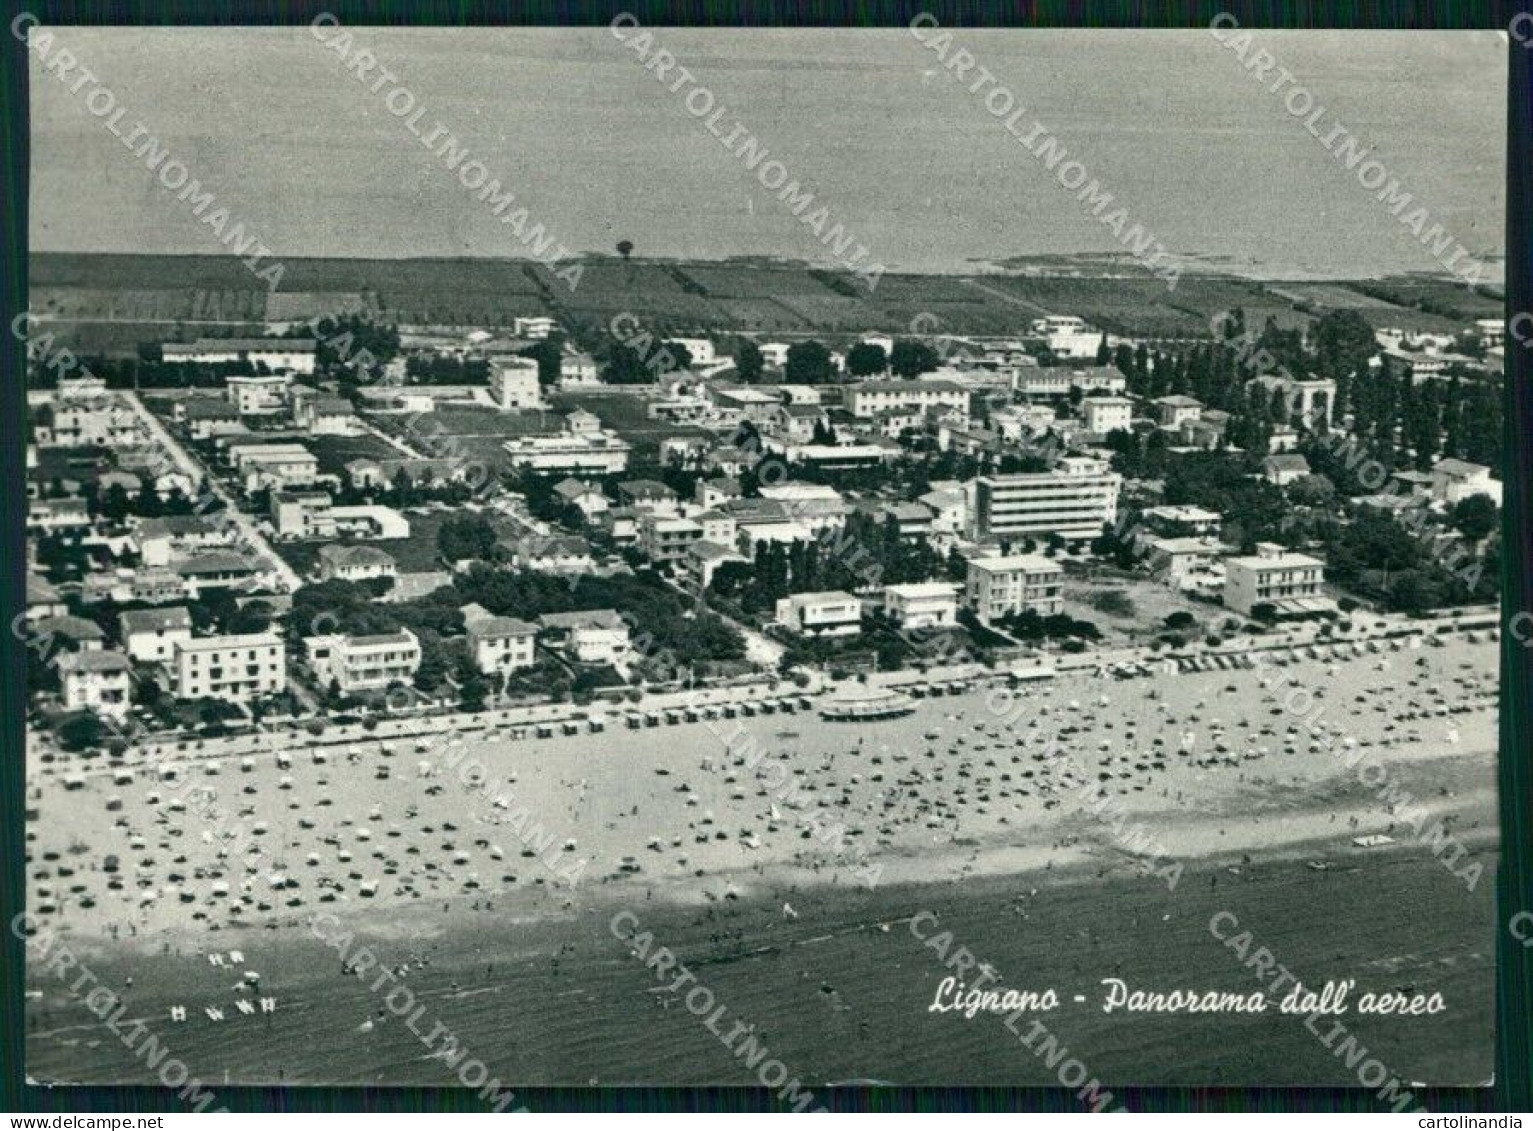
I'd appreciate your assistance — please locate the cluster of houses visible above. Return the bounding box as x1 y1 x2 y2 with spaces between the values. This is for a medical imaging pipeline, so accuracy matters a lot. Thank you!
26 303 1507 733
772 556 1069 642
32 579 644 722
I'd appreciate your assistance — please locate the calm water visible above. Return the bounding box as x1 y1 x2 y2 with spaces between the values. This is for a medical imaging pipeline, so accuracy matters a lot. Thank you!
29 28 1506 280
27 843 1495 1089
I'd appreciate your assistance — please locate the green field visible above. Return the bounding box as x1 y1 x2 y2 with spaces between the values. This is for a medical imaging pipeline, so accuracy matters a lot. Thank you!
306 432 405 478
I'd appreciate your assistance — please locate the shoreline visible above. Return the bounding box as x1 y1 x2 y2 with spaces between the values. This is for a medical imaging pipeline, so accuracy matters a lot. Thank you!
25 799 1498 1088
25 625 1498 943
24 629 1500 1087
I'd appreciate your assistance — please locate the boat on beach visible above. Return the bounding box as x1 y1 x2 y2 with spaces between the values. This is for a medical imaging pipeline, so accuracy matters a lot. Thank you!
818 687 917 722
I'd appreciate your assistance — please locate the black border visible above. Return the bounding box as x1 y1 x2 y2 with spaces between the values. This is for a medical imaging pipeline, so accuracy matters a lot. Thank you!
1 0 1527 1114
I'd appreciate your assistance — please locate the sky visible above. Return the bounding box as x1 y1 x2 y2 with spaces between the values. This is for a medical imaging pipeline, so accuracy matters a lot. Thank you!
26 25 1509 280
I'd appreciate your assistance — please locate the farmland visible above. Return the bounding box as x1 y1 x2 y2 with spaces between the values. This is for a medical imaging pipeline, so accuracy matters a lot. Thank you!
27 252 1505 359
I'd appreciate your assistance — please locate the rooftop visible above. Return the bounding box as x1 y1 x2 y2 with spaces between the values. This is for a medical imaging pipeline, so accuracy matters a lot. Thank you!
177 631 282 652
967 554 1064 574
853 379 964 393
618 480 678 499
175 552 258 576
317 544 396 567
35 615 106 641
1433 458 1491 478
166 338 316 353
884 581 960 599
538 609 627 633
119 607 193 634
58 650 132 675
468 616 538 639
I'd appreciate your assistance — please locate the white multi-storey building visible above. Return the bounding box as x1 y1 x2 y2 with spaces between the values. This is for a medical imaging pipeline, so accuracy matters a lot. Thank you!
1013 369 1073 399
845 380 968 419
1080 396 1133 435
1430 459 1502 507
226 442 319 492
503 414 631 475
172 632 287 703
315 544 397 584
119 606 193 664
1154 395 1203 429
1222 543 1326 615
1140 505 1222 538
226 372 294 415
975 457 1121 544
536 610 631 665
964 555 1065 622
514 317 558 340
493 357 544 410
668 337 716 366
58 650 133 719
305 629 421 693
640 515 704 562
467 616 538 677
1031 316 1104 360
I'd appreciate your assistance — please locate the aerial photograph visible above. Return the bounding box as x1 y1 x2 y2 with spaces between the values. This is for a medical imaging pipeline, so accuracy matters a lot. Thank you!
18 21 1507 1107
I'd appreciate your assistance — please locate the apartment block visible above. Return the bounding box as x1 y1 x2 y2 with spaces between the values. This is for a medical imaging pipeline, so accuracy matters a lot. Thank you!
172 632 287 703
964 555 1065 622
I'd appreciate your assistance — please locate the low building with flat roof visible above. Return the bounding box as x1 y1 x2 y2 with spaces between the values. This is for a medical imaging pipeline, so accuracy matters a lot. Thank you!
536 610 631 665
775 591 863 637
882 582 960 630
305 629 420 693
1222 543 1328 616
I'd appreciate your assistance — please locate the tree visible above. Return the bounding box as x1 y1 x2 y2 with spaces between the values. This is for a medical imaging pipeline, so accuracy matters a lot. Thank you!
734 341 764 383
1287 473 1338 508
846 342 888 377
57 713 106 753
662 342 695 371
134 479 162 518
602 341 651 384
519 334 566 386
459 673 489 712
1451 494 1498 541
437 515 499 564
785 340 836 385
1087 590 1136 618
133 676 162 709
100 483 132 523
616 240 634 261
194 588 241 634
1312 309 1378 380
225 599 274 635
889 339 939 379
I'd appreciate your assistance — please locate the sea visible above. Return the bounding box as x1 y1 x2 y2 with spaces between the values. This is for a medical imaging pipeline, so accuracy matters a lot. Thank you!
27 27 1507 283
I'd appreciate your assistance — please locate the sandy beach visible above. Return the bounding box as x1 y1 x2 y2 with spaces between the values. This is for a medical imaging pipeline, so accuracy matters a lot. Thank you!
24 625 1499 1087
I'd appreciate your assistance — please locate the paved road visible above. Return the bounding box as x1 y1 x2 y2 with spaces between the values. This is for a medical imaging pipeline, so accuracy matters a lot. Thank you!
120 391 304 593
